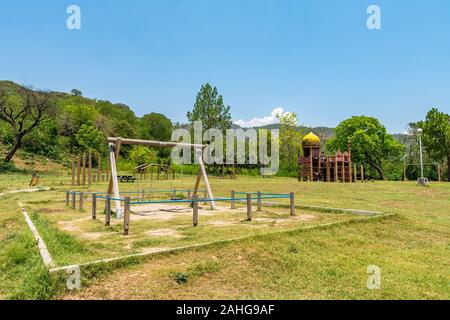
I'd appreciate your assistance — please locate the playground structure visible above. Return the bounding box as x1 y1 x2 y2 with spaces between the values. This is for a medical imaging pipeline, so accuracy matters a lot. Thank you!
70 152 109 186
298 132 365 182
134 163 176 180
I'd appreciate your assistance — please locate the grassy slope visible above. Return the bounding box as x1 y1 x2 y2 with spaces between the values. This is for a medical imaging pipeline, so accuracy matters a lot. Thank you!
0 173 449 299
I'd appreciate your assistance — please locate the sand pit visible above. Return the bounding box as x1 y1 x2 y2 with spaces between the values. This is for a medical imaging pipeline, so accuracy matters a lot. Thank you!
145 228 184 238
129 203 235 221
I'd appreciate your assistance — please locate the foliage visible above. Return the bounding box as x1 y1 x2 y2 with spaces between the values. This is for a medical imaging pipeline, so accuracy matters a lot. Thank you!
0 160 17 173
75 124 106 154
327 116 403 180
128 146 158 166
0 86 56 162
187 83 232 131
277 112 303 172
70 89 82 96
139 113 173 141
417 108 450 180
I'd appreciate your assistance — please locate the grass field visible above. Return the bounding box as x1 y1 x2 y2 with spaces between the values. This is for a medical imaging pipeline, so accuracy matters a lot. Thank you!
0 172 449 300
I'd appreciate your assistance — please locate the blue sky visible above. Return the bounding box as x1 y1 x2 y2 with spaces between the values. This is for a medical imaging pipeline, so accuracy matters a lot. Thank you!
1 0 449 133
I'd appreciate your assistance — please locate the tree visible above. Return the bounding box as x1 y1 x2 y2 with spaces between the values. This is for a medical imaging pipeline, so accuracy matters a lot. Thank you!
0 87 55 162
139 113 172 141
187 83 232 131
326 116 403 180
71 89 82 96
129 146 158 166
277 112 303 171
75 124 106 154
419 108 450 181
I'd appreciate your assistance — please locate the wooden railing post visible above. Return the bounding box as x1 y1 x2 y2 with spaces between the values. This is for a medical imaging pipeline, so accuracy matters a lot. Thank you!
92 193 97 220
105 196 111 227
290 192 296 216
123 197 131 235
79 192 84 211
193 195 199 227
257 191 262 212
66 191 69 206
246 193 252 221
71 192 76 209
231 190 235 209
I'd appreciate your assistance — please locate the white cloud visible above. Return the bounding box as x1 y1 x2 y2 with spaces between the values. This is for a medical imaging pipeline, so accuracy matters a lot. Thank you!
233 108 292 128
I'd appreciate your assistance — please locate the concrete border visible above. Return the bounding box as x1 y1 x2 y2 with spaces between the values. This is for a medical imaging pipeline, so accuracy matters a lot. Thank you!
18 201 54 268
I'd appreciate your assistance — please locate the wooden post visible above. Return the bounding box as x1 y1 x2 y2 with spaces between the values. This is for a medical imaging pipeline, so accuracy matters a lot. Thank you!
360 164 364 182
326 160 330 182
123 197 131 235
141 189 145 201
105 196 111 227
231 190 235 209
106 157 110 182
76 157 81 186
98 154 101 184
193 168 202 196
354 164 357 182
193 195 199 227
403 163 407 181
290 192 296 216
79 192 84 211
348 145 352 183
71 159 75 185
197 152 217 209
82 154 86 186
437 164 441 182
88 152 92 187
71 192 76 209
341 153 345 182
257 191 262 212
334 155 338 182
92 193 97 220
107 139 122 217
65 191 69 206
246 193 252 221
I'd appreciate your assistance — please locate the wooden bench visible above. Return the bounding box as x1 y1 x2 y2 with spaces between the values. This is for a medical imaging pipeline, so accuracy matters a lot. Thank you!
117 175 137 183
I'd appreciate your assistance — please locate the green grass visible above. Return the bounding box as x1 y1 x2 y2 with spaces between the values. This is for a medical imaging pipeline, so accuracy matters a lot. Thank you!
0 172 449 299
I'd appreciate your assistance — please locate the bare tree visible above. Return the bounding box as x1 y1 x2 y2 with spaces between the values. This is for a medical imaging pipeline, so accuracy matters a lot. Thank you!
0 87 55 162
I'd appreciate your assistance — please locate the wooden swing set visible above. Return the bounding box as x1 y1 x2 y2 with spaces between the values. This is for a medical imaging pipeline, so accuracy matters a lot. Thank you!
106 137 217 217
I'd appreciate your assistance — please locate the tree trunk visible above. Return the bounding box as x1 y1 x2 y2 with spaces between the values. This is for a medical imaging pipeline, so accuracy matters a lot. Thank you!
4 136 22 162
368 161 387 181
447 155 450 182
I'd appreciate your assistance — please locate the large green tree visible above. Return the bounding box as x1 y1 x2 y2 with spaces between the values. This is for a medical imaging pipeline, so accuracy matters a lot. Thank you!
327 116 403 180
139 113 172 141
418 108 450 181
277 112 303 172
187 83 232 131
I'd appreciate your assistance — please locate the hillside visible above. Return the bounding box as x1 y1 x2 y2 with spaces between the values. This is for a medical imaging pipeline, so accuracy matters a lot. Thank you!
0 80 172 163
